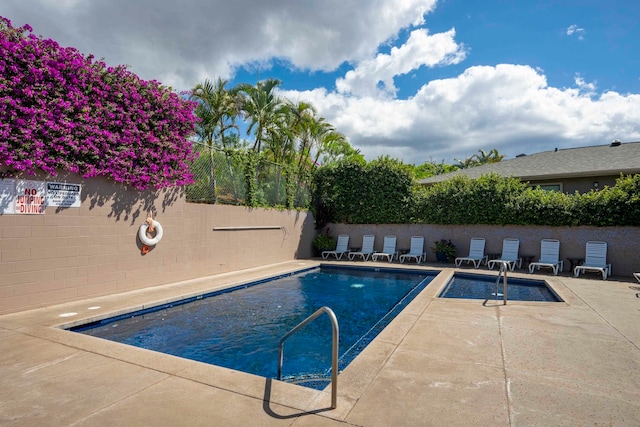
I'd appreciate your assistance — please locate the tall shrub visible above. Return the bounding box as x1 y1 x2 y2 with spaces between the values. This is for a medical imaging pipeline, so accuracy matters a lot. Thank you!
512 187 574 226
415 174 529 224
613 174 640 225
0 17 198 189
571 174 640 226
311 157 413 225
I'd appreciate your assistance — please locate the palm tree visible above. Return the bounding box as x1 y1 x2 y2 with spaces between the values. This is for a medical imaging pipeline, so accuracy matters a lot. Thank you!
237 78 284 154
323 136 362 165
454 156 477 169
262 100 304 166
283 100 316 168
456 149 504 169
308 119 338 167
282 103 356 172
473 149 504 165
190 78 239 148
190 78 241 202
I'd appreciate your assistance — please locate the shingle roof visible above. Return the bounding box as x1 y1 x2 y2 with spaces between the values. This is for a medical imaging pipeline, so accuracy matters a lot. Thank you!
419 141 640 184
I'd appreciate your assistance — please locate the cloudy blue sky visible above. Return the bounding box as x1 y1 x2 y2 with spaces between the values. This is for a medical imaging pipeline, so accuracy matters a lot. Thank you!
3 0 640 164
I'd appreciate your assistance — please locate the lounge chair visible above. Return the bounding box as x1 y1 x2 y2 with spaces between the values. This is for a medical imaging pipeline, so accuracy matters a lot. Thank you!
454 237 488 268
399 236 427 264
487 238 522 271
372 235 398 262
348 235 375 261
574 241 611 280
321 234 350 260
529 239 564 275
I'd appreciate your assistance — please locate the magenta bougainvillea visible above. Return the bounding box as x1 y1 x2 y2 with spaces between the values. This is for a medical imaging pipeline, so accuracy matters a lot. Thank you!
0 17 198 190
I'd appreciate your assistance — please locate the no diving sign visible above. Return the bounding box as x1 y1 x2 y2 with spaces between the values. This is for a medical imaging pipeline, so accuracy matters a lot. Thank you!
15 180 47 214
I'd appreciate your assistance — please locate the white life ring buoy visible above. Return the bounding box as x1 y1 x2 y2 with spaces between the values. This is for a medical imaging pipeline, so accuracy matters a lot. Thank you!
139 220 163 246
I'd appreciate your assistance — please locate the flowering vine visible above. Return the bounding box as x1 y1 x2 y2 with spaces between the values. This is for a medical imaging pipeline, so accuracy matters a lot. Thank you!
0 17 198 190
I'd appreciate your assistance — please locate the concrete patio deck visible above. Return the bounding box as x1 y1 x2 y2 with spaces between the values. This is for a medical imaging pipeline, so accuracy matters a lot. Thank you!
1 260 639 426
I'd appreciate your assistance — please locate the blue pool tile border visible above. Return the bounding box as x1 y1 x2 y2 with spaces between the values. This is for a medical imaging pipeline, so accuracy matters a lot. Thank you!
69 266 319 332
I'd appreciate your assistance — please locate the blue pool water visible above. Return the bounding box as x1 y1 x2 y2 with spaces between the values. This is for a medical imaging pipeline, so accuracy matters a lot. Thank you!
71 266 436 389
439 273 562 302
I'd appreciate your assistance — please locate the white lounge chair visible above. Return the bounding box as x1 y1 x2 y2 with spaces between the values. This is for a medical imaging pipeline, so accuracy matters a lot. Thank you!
321 234 350 260
399 236 426 264
529 239 563 275
574 241 611 280
487 238 522 271
372 235 398 262
454 237 488 268
348 235 375 261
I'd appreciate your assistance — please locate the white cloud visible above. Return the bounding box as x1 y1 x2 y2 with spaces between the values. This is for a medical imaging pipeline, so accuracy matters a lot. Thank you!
336 28 467 97
566 24 585 40
574 75 597 95
2 0 438 90
285 64 640 162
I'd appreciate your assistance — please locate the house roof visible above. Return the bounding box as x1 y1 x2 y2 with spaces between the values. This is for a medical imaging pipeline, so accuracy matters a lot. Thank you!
419 141 640 185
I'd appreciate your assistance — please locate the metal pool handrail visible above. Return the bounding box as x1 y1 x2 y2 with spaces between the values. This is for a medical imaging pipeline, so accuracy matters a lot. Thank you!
277 306 339 409
495 261 509 305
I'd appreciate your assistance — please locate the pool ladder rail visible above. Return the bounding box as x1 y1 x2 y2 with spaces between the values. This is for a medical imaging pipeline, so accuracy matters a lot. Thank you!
495 261 509 305
277 306 339 409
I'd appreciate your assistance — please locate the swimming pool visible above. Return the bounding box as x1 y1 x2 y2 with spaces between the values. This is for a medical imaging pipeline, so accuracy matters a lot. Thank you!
70 266 436 389
439 272 562 302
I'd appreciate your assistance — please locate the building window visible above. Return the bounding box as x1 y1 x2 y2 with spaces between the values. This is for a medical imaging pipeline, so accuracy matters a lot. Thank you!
533 183 563 192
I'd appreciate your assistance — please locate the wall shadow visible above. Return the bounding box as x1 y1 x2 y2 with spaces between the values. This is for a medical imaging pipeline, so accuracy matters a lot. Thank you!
80 183 183 225
294 210 316 259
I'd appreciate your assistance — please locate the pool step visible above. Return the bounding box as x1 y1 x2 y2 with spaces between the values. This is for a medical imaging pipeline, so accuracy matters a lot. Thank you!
280 373 331 389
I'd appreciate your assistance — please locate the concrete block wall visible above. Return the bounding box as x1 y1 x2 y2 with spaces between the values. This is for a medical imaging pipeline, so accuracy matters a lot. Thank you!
328 223 640 278
0 171 315 314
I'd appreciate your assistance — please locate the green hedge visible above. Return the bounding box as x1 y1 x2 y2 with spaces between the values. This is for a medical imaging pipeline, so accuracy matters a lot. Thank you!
311 157 413 228
416 173 640 226
312 162 640 227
